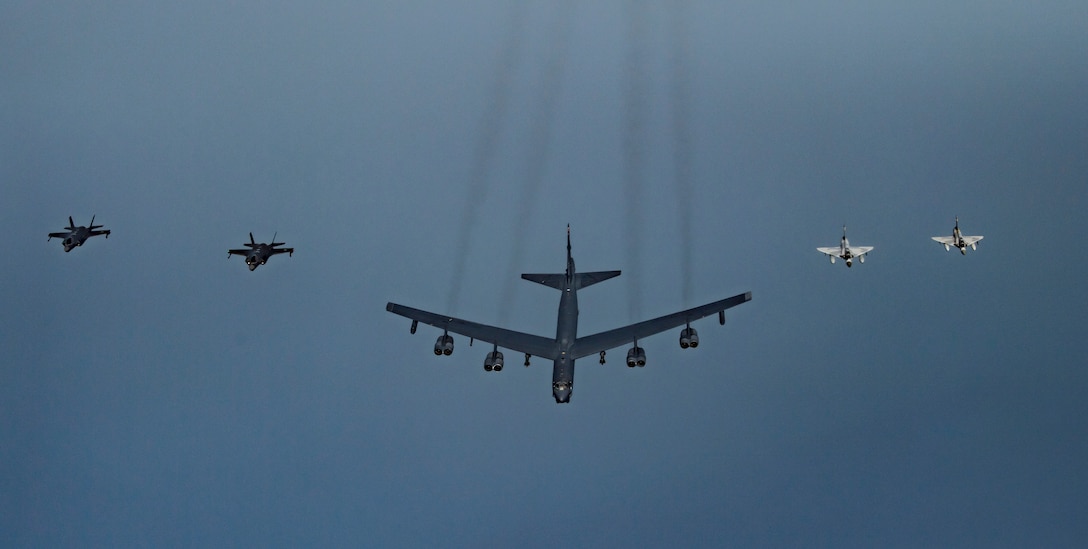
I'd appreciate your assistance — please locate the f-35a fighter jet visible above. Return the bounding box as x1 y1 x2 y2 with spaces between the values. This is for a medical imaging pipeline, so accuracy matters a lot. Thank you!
228 233 294 271
48 216 110 252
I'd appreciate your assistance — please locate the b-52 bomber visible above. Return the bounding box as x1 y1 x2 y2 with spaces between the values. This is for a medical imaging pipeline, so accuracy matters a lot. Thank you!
386 226 752 403
48 216 110 252
228 232 294 271
817 225 873 267
932 216 983 255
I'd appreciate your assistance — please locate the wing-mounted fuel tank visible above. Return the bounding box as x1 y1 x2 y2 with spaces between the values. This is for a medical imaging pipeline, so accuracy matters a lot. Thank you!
434 332 454 356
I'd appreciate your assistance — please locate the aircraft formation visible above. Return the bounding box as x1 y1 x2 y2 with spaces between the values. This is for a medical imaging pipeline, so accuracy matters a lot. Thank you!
48 215 983 403
817 217 984 267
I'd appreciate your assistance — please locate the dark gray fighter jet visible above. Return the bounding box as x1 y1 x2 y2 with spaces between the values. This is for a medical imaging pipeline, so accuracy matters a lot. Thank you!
228 232 294 271
48 216 110 252
387 226 752 403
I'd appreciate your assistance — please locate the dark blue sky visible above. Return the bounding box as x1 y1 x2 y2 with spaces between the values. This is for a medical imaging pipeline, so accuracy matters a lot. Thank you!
3 1 1087 546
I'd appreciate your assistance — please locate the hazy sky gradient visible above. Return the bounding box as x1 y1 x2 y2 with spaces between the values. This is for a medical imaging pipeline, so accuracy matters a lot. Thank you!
3 1 1086 546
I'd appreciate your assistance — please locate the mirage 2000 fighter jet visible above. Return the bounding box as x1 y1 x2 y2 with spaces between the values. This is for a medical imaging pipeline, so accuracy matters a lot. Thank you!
817 225 873 268
932 216 983 255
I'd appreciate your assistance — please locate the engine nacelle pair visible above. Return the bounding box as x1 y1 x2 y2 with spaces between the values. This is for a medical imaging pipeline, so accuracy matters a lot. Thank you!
484 350 504 372
626 346 646 367
433 334 454 356
679 327 699 349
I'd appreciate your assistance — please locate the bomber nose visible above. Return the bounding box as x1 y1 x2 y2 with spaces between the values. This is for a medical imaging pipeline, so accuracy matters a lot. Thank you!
248 263 258 271
552 382 572 403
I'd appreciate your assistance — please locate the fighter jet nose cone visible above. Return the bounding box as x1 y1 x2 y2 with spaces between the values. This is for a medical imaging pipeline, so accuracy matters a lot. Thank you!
248 264 258 271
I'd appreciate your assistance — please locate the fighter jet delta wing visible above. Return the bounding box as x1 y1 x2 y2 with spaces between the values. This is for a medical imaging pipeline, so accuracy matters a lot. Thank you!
571 292 752 360
385 303 560 360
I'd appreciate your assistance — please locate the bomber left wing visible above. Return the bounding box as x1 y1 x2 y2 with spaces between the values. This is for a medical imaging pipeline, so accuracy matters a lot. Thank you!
571 291 752 360
386 303 559 360
816 247 841 257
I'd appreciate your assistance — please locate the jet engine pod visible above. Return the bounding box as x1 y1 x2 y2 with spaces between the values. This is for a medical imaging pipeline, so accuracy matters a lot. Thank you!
680 327 699 349
626 347 646 367
434 334 454 356
485 350 504 372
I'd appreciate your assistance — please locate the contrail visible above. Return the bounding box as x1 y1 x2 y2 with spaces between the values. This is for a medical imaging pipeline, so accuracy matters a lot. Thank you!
498 0 576 324
623 0 650 321
447 3 527 313
670 0 694 306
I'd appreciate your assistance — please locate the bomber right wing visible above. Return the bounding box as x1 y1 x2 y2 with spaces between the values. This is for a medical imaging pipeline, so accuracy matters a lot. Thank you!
386 303 559 360
570 292 751 360
227 249 251 257
48 232 71 239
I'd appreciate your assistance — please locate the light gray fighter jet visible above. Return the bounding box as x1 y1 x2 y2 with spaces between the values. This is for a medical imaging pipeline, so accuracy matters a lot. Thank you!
817 225 873 267
932 216 982 255
228 232 294 271
48 216 110 252
386 226 752 403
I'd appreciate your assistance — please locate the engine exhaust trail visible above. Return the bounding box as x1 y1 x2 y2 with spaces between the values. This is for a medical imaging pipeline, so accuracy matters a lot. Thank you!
670 0 694 306
447 3 527 313
623 0 650 322
498 0 576 324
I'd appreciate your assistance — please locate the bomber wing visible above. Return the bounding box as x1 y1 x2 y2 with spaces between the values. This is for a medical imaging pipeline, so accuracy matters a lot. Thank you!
227 249 251 257
48 232 70 239
932 236 956 246
849 246 874 256
961 236 983 246
816 247 841 257
386 302 559 360
571 292 751 360
270 247 295 256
